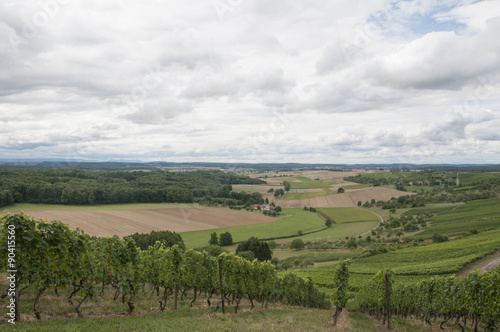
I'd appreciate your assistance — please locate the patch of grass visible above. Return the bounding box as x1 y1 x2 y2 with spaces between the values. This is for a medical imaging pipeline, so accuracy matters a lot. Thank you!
317 208 380 224
348 312 378 331
5 308 336 332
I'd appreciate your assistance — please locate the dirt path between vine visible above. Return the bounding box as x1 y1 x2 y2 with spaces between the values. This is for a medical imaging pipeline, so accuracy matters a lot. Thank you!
456 250 500 277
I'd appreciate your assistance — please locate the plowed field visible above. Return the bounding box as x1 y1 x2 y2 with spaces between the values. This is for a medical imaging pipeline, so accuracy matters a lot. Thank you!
23 207 277 237
347 187 414 203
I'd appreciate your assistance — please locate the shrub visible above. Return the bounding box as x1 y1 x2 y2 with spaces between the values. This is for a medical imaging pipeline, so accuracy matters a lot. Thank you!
290 239 305 250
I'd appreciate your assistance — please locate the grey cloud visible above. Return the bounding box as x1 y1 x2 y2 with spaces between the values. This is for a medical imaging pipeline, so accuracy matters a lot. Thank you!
367 17 500 90
124 99 191 125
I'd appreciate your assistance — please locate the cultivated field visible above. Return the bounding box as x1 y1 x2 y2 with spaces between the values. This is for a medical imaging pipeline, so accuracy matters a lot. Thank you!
277 193 355 208
17 206 277 237
347 186 414 204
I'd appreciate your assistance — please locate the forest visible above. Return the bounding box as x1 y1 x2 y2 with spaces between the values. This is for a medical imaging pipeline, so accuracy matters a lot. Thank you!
0 169 266 207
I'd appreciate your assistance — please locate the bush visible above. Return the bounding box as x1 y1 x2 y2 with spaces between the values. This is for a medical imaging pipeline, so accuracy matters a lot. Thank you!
290 238 305 250
432 233 449 243
206 245 228 257
268 240 278 249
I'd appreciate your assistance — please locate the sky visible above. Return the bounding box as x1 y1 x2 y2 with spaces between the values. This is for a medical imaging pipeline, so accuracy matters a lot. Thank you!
1 0 499 164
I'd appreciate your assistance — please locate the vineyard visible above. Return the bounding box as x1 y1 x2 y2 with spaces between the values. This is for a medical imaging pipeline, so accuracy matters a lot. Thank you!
0 212 329 324
353 269 500 332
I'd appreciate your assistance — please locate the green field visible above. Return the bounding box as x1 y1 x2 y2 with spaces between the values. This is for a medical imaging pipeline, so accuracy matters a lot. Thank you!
410 218 500 240
351 229 500 275
181 208 326 248
317 207 380 223
287 177 333 190
289 221 379 243
458 172 500 186
277 190 333 200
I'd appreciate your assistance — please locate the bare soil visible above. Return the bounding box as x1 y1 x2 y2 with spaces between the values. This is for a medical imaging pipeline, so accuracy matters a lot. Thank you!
23 207 277 237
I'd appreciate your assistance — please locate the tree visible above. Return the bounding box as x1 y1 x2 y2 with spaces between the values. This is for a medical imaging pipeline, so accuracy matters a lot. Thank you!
357 201 362 207
337 187 345 193
209 232 219 245
275 206 282 213
219 232 233 246
290 239 305 250
236 237 272 261
254 241 272 261
325 219 332 227
283 181 291 192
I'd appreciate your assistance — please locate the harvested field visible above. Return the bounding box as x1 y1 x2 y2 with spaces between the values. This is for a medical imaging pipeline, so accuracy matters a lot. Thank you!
23 207 277 238
276 193 355 208
289 188 324 193
347 187 414 204
300 170 364 181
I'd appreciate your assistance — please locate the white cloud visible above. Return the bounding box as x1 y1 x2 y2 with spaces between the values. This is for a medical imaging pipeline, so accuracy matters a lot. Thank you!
0 0 499 164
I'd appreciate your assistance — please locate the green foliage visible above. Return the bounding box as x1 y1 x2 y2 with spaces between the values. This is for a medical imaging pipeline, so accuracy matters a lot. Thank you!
126 229 185 250
219 232 233 246
290 239 305 250
209 232 219 245
235 237 272 262
390 271 500 331
352 269 393 317
332 259 350 310
431 232 449 243
351 229 500 275
206 244 227 257
337 187 345 193
0 169 265 208
236 250 255 261
0 212 330 319
283 181 291 192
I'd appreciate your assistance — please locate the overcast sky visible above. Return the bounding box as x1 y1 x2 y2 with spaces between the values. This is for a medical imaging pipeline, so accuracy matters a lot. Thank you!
1 0 499 164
